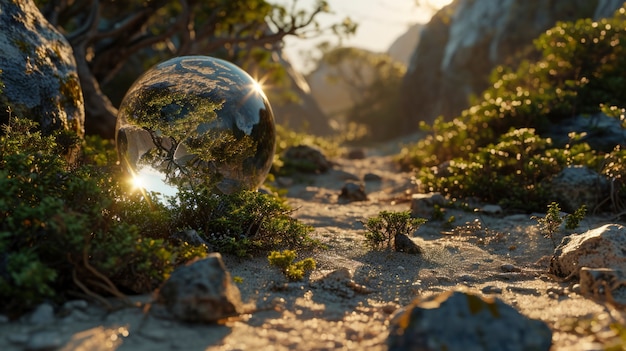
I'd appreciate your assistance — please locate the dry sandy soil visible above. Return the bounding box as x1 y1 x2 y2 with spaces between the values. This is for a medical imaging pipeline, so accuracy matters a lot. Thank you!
1 145 625 351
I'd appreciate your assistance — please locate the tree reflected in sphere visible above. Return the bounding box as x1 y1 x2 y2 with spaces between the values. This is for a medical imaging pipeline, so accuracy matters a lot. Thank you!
116 56 275 197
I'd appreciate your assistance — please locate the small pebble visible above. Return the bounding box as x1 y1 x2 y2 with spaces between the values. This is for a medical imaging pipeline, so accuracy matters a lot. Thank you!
507 286 540 296
140 328 168 342
8 332 30 344
62 300 89 311
28 303 56 325
382 303 399 314
500 264 521 273
482 285 503 294
63 309 92 323
363 173 382 181
26 331 63 351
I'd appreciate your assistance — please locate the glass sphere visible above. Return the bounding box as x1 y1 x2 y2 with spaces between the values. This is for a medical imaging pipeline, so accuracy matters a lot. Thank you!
116 56 275 197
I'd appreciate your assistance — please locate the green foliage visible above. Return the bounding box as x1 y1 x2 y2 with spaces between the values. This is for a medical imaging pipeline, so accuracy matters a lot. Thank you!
399 7 626 212
600 145 626 210
0 115 318 316
268 250 316 281
565 204 587 230
532 202 587 247
318 47 407 142
362 211 426 250
170 188 318 257
0 118 205 314
416 128 599 210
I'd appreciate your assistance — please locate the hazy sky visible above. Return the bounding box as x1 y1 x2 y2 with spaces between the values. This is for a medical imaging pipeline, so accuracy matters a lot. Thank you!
275 0 453 72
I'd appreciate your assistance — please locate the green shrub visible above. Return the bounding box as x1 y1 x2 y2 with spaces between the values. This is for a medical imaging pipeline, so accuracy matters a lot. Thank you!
0 115 319 316
532 202 587 247
0 118 205 314
362 211 426 250
268 250 316 281
399 6 626 212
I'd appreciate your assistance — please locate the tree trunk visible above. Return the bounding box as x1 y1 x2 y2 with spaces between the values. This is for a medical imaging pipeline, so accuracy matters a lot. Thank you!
74 49 118 139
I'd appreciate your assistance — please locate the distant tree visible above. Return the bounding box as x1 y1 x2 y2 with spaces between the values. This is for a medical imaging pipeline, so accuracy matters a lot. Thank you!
35 0 356 138
320 47 407 142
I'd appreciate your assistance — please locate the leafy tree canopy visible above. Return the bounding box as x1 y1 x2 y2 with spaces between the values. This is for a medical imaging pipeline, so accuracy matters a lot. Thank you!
35 0 356 137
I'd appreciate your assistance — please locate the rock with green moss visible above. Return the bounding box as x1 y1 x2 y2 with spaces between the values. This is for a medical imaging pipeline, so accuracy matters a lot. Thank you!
388 290 552 351
0 0 84 136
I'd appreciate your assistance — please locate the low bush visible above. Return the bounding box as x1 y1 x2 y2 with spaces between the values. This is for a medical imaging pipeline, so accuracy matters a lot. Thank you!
398 7 626 213
0 116 318 316
362 211 426 250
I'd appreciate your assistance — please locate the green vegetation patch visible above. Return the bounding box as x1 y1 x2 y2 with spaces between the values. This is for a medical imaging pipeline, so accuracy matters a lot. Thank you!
0 116 318 317
398 7 626 212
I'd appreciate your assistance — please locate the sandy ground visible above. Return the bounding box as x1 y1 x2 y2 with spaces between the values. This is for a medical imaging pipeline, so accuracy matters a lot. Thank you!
1 148 625 350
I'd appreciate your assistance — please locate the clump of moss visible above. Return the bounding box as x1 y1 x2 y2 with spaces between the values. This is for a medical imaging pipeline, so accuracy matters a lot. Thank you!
268 250 316 281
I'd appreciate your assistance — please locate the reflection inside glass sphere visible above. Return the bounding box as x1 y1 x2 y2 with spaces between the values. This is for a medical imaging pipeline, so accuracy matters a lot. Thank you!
116 56 276 199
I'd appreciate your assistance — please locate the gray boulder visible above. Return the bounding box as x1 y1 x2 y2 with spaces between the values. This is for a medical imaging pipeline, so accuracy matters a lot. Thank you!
388 290 552 351
550 223 626 279
0 0 84 136
387 23 424 67
410 192 446 218
268 52 334 136
545 112 626 152
282 144 331 174
401 0 623 129
338 181 367 203
394 234 422 255
158 254 243 323
549 165 610 213
579 267 626 306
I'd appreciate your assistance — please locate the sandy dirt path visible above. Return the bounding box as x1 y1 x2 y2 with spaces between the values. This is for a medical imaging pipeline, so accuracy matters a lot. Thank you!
1 150 625 350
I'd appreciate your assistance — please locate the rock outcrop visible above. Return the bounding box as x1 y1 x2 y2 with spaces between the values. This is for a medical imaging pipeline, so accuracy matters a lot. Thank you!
550 223 626 279
268 52 334 135
549 166 610 213
388 290 552 351
401 0 624 130
0 0 84 136
307 48 379 121
387 23 424 66
158 254 243 323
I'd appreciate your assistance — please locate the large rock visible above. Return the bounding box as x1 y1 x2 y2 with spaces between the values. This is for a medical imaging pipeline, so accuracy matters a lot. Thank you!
158 254 243 323
388 290 552 351
0 0 84 136
550 223 626 279
545 112 626 152
267 51 334 136
387 23 424 66
401 0 623 130
549 165 610 213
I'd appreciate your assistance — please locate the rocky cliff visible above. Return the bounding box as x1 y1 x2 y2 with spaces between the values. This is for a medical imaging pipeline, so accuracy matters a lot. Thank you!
268 52 334 136
401 0 625 130
387 23 424 66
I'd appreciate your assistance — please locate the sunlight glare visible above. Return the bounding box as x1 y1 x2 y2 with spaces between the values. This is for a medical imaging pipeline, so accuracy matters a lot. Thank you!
131 174 145 190
426 0 454 9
